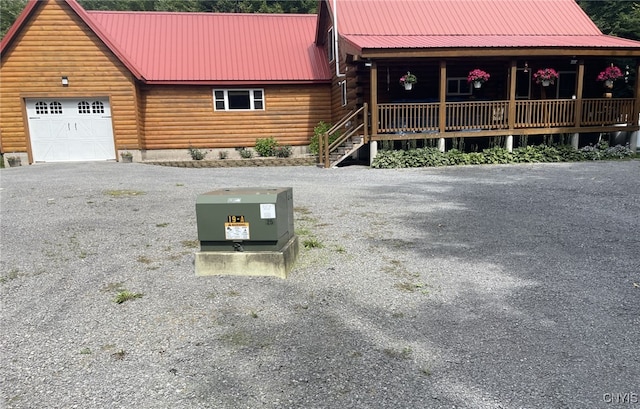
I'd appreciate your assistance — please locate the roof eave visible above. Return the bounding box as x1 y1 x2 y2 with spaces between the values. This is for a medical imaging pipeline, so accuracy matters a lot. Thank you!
142 79 333 86
358 46 640 59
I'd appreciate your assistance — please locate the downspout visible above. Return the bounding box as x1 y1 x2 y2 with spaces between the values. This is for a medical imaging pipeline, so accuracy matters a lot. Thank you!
333 0 345 78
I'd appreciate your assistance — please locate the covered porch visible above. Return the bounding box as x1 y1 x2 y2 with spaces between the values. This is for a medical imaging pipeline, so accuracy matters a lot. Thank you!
318 57 640 167
367 59 640 145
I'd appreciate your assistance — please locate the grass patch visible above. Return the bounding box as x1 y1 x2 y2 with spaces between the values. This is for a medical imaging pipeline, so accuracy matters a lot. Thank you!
104 189 146 197
303 238 324 249
156 222 169 228
114 290 143 304
0 268 21 283
136 255 153 264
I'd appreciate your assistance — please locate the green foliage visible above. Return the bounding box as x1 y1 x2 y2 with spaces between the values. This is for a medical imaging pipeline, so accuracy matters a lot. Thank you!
255 137 279 157
274 145 293 158
238 148 253 159
188 146 207 160
113 290 143 304
372 143 635 169
0 0 27 38
577 0 640 40
309 121 340 155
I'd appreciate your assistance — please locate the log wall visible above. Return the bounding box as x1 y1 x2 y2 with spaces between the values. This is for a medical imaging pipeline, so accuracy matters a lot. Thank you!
140 84 331 149
0 0 140 155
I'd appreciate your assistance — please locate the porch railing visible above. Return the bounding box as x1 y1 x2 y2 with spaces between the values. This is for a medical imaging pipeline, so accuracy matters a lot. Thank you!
377 98 635 134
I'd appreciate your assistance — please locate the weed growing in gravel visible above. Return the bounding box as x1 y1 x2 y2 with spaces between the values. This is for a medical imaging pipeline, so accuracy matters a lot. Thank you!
156 222 169 228
104 189 146 197
79 347 92 355
114 290 143 304
303 238 324 249
0 268 21 283
383 347 413 360
136 255 153 264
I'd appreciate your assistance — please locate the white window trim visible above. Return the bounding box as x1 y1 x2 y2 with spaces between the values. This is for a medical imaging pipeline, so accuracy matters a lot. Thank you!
446 77 472 96
213 89 265 111
339 80 347 106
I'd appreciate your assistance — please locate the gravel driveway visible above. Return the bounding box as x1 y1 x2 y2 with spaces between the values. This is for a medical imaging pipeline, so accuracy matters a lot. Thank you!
1 161 639 409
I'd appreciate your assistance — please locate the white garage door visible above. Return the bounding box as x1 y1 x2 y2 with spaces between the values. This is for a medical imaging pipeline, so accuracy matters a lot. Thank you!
26 98 115 162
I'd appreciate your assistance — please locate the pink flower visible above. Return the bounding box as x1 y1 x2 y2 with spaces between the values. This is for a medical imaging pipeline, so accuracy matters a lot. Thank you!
597 65 623 82
468 69 490 83
533 68 559 84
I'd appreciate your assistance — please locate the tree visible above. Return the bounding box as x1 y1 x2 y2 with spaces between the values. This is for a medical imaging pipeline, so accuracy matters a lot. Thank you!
1 0 27 38
577 0 640 40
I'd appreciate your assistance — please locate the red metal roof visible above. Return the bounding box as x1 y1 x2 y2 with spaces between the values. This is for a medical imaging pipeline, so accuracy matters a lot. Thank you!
87 11 331 84
332 0 640 52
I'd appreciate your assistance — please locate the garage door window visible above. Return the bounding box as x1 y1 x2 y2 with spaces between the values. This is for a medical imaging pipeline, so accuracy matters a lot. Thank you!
92 101 104 114
50 101 63 114
35 101 48 115
78 101 91 114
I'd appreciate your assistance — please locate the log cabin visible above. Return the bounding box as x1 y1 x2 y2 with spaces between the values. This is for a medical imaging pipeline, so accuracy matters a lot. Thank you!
1 0 640 166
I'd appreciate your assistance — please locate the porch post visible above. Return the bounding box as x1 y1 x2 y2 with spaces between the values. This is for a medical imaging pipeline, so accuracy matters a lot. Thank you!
370 62 379 140
439 61 447 135
573 60 585 149
506 60 517 152
632 61 640 153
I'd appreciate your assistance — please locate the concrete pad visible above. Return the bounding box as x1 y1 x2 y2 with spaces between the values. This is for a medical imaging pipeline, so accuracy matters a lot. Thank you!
195 235 299 279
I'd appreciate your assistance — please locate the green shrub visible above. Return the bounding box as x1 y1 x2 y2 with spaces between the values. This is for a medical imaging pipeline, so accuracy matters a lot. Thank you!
188 146 207 160
371 142 635 169
255 137 279 157
274 145 293 158
309 121 340 155
238 148 253 159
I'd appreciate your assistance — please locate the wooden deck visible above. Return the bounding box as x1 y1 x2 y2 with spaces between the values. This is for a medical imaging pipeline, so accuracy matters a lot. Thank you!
373 98 637 140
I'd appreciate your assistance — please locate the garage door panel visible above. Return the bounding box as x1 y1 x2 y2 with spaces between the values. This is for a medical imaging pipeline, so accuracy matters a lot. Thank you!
27 98 116 162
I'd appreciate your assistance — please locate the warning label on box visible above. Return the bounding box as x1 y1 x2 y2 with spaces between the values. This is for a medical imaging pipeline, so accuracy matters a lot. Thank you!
224 223 250 240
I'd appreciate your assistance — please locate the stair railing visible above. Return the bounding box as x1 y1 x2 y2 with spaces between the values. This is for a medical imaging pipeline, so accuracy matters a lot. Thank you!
319 103 368 168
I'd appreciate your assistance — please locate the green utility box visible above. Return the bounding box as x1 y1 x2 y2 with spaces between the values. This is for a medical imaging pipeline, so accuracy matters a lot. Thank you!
196 187 294 252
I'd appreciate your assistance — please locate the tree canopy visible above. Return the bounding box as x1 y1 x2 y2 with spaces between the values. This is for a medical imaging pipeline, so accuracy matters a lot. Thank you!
577 0 640 41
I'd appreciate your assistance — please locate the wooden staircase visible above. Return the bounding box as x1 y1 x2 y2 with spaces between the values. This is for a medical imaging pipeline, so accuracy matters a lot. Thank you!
318 103 368 168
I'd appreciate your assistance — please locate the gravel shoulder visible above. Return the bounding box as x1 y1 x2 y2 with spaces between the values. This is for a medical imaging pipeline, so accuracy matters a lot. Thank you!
1 161 639 409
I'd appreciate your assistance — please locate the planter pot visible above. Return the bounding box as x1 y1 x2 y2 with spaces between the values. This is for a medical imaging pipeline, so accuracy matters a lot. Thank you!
541 80 550 87
603 92 613 98
404 83 413 91
605 79 614 89
473 81 482 89
7 158 21 167
120 155 133 163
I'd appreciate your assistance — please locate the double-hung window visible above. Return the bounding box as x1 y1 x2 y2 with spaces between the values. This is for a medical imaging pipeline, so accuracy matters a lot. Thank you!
213 89 264 111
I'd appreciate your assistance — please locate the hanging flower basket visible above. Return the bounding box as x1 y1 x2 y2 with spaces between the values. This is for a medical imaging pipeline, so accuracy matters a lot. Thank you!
597 65 622 89
399 71 417 90
467 69 490 89
533 68 559 86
